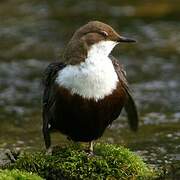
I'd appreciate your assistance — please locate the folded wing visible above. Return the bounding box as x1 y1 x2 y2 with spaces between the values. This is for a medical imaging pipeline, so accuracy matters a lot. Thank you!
110 56 139 131
42 62 66 148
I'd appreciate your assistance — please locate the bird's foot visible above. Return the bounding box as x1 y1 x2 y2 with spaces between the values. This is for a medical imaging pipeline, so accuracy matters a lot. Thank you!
86 141 94 157
86 150 94 157
67 136 72 141
45 147 53 155
5 149 20 163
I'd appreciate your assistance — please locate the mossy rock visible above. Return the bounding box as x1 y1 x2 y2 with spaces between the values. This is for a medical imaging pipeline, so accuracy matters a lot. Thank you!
0 169 42 180
9 143 155 180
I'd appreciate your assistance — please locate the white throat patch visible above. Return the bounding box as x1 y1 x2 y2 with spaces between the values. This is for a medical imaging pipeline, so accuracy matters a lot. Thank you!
56 40 119 101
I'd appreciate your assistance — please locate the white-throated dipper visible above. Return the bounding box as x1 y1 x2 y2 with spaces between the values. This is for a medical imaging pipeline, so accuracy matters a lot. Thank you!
42 21 138 153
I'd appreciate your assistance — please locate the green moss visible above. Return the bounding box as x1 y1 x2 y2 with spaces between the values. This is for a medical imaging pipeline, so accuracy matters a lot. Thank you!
0 169 42 180
9 143 155 179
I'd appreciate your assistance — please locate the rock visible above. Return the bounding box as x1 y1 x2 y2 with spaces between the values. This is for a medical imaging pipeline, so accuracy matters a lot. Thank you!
7 143 155 179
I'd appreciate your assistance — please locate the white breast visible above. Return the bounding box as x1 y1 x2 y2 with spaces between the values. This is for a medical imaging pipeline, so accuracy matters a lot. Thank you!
55 40 119 101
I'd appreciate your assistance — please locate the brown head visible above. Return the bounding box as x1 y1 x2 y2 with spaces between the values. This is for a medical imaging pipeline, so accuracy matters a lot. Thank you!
63 21 136 65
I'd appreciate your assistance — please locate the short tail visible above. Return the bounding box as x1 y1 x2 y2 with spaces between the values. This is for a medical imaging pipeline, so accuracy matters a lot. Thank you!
124 91 139 131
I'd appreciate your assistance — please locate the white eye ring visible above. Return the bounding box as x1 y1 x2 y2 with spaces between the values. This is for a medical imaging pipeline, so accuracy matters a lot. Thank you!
100 30 108 37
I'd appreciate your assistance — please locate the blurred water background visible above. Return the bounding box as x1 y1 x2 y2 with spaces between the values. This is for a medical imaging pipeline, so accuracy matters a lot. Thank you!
0 0 179 175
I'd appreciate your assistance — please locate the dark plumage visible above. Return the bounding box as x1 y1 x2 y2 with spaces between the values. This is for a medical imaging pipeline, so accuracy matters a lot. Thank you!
42 21 138 152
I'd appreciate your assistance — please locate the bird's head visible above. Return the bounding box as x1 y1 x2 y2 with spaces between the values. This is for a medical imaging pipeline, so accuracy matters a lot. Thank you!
64 21 136 64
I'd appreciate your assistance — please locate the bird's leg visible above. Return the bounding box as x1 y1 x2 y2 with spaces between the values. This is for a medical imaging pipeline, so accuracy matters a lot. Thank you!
44 134 52 155
87 141 94 155
67 136 72 141
89 141 93 152
42 121 52 155
46 146 53 155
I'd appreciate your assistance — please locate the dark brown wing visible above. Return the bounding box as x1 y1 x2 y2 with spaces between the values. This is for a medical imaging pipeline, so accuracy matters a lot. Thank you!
42 62 66 149
110 56 139 131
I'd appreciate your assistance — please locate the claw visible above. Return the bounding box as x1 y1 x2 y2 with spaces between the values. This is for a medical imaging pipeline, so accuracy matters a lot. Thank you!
5 149 17 163
46 147 53 155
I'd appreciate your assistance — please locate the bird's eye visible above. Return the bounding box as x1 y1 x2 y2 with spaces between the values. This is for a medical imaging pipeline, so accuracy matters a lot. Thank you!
100 30 108 37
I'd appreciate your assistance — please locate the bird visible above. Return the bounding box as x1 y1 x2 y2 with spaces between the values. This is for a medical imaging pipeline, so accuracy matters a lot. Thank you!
42 21 138 154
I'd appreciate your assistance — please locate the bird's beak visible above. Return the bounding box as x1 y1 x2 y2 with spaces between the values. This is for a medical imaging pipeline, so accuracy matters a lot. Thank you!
117 35 136 43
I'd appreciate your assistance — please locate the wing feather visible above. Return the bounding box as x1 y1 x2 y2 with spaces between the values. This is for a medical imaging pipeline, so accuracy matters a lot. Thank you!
110 56 139 131
42 62 66 148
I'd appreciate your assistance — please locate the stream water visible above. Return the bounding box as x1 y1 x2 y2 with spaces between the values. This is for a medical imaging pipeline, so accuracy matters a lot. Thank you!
0 0 179 178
